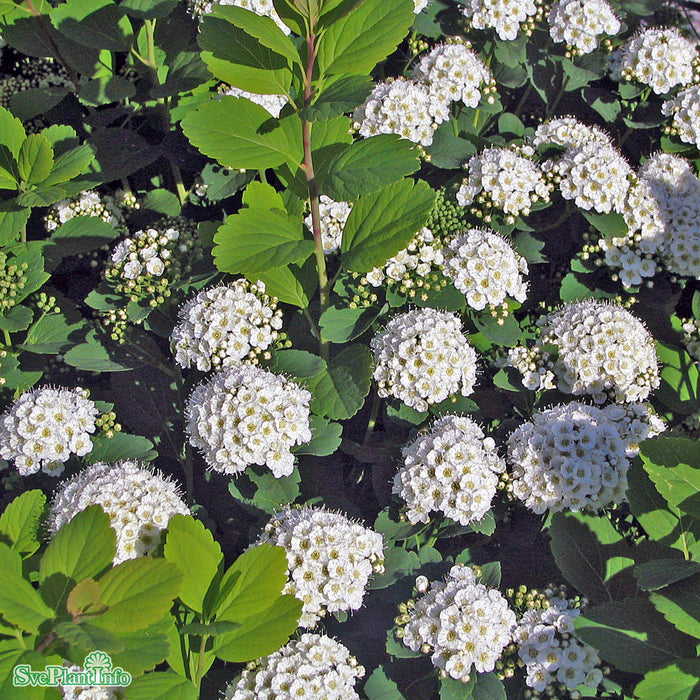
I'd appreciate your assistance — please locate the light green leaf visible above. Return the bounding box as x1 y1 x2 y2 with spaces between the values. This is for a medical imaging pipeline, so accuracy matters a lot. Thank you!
641 438 700 519
341 179 436 272
164 515 223 613
635 660 700 700
199 14 291 95
18 134 54 185
364 666 406 700
256 260 316 308
317 0 415 75
575 596 696 674
182 97 303 170
109 615 173 677
41 144 95 186
0 549 54 633
53 621 124 654
308 344 373 420
95 558 182 633
581 210 628 241
214 543 289 622
125 671 198 700
271 348 326 380
0 106 27 156
0 649 62 700
119 0 178 17
213 207 314 276
229 467 301 515
650 574 700 638
213 593 301 662
319 304 380 343
40 505 116 584
0 201 29 245
17 185 67 207
318 134 420 200
84 432 156 464
50 0 133 51
0 490 46 557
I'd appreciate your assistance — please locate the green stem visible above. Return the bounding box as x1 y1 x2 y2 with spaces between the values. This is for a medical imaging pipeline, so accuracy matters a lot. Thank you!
547 75 570 118
3 329 12 350
362 390 380 446
193 633 211 690
301 30 330 362
513 83 533 119
171 163 187 205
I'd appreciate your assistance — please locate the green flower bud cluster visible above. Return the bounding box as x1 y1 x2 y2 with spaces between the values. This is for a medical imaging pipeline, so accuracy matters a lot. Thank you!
425 188 471 240
35 292 59 315
95 411 122 439
0 253 28 316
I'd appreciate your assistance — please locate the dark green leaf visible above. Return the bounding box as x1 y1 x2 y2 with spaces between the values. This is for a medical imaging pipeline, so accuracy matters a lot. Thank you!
79 76 136 106
229 467 301 515
53 621 124 654
364 666 406 700
341 179 436 272
0 201 30 245
9 86 70 121
86 127 160 182
308 344 373 420
119 0 178 18
84 432 157 464
51 0 133 51
635 560 700 591
319 304 380 343
305 75 374 120
271 348 327 381
0 305 33 332
425 120 478 169
294 415 342 456
319 134 420 200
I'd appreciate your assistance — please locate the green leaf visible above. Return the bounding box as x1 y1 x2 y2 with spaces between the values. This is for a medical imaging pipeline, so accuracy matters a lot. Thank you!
179 620 241 636
548 511 635 604
317 0 415 75
41 144 95 187
229 467 301 515
294 415 342 456
425 120 477 169
308 344 373 420
0 106 27 156
364 666 406 700
270 348 327 381
66 577 104 617
0 547 54 632
341 179 436 272
581 210 628 241
17 134 54 185
84 432 156 464
213 207 314 276
0 490 46 557
305 74 374 121
0 649 62 700
576 596 696 674
17 185 67 207
210 5 299 64
182 97 303 170
650 574 700 639
641 438 700 519
441 672 505 700
656 342 699 415
0 201 30 245
119 0 178 18
498 113 525 137
40 505 116 584
86 127 160 182
109 615 173 677
369 546 420 589
63 329 140 372
213 593 302 662
0 305 33 332
635 560 700 591
318 135 420 200
51 0 133 51
125 671 198 700
636 660 700 700
319 304 380 343
256 259 317 307
164 515 223 613
213 543 289 622
53 621 124 654
79 76 136 106
199 13 291 95
8 86 70 121
473 312 522 347
94 558 182 633
44 215 117 264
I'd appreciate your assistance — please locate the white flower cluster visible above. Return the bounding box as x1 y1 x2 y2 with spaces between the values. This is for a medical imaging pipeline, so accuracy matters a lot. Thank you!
364 228 443 291
532 117 612 150
171 281 282 372
507 402 637 513
663 85 700 149
515 596 603 693
638 153 700 279
44 190 128 235
412 39 493 117
507 344 556 391
258 505 384 627
400 565 516 680
683 319 700 366
61 666 124 700
224 633 365 700
599 179 664 288
353 78 438 146
414 0 429 11
550 141 632 214
109 227 180 280
185 365 311 477
460 0 539 40
190 0 290 33
48 461 190 563
442 228 528 312
547 0 620 54
0 386 98 476
457 147 551 220
304 195 352 254
601 402 665 454
371 308 479 412
539 300 659 403
613 28 698 94
394 415 505 525
220 85 288 118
